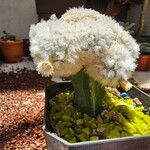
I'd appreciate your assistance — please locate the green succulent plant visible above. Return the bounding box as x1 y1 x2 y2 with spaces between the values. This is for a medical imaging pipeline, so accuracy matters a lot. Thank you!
140 42 150 54
119 22 135 35
49 91 150 143
1 31 16 41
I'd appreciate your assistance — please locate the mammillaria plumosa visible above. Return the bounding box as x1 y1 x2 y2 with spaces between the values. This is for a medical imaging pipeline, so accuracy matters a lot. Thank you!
29 8 140 117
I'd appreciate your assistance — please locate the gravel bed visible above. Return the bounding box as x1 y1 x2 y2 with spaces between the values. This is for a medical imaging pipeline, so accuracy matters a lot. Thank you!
0 70 53 149
2 124 46 150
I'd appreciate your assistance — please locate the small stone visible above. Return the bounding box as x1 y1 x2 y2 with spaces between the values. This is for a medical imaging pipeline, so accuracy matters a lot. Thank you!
120 92 129 98
133 98 142 105
89 136 99 141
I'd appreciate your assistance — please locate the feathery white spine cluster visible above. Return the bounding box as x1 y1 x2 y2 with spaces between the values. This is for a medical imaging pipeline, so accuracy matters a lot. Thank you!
29 7 139 86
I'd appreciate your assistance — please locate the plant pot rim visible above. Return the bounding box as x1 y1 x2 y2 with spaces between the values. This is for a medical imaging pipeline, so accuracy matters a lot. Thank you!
0 39 23 44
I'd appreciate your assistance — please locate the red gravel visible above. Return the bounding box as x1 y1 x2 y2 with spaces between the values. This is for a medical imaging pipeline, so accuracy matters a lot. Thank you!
2 124 46 150
0 70 53 149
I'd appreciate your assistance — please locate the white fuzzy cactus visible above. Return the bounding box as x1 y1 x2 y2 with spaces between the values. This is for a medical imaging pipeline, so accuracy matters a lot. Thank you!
29 7 139 86
29 8 140 117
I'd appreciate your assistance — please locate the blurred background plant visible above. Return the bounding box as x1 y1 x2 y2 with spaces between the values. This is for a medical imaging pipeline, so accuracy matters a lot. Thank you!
1 31 16 41
119 22 135 35
140 42 150 54
106 0 148 37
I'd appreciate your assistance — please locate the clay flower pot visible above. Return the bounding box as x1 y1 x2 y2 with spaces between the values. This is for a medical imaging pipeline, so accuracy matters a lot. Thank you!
137 54 150 71
0 40 24 63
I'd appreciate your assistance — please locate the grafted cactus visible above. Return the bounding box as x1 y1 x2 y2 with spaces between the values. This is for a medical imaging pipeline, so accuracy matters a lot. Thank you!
29 8 139 117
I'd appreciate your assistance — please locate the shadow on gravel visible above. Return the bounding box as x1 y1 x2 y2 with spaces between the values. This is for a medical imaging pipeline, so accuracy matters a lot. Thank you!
0 114 43 142
0 70 53 91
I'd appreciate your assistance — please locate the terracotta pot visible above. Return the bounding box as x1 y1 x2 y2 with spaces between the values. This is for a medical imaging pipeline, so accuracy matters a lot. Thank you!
137 54 150 71
0 40 24 63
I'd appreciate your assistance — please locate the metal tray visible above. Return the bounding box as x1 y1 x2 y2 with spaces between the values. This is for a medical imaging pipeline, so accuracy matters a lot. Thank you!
44 82 150 150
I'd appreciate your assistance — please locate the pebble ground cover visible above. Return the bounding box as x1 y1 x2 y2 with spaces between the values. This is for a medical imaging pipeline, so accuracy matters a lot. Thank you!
0 70 53 149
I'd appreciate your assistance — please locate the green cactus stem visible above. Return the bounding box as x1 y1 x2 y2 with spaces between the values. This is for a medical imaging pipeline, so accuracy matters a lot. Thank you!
71 70 106 117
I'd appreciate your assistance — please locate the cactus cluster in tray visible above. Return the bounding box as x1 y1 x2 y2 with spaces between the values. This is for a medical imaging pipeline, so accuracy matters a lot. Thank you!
49 90 150 143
